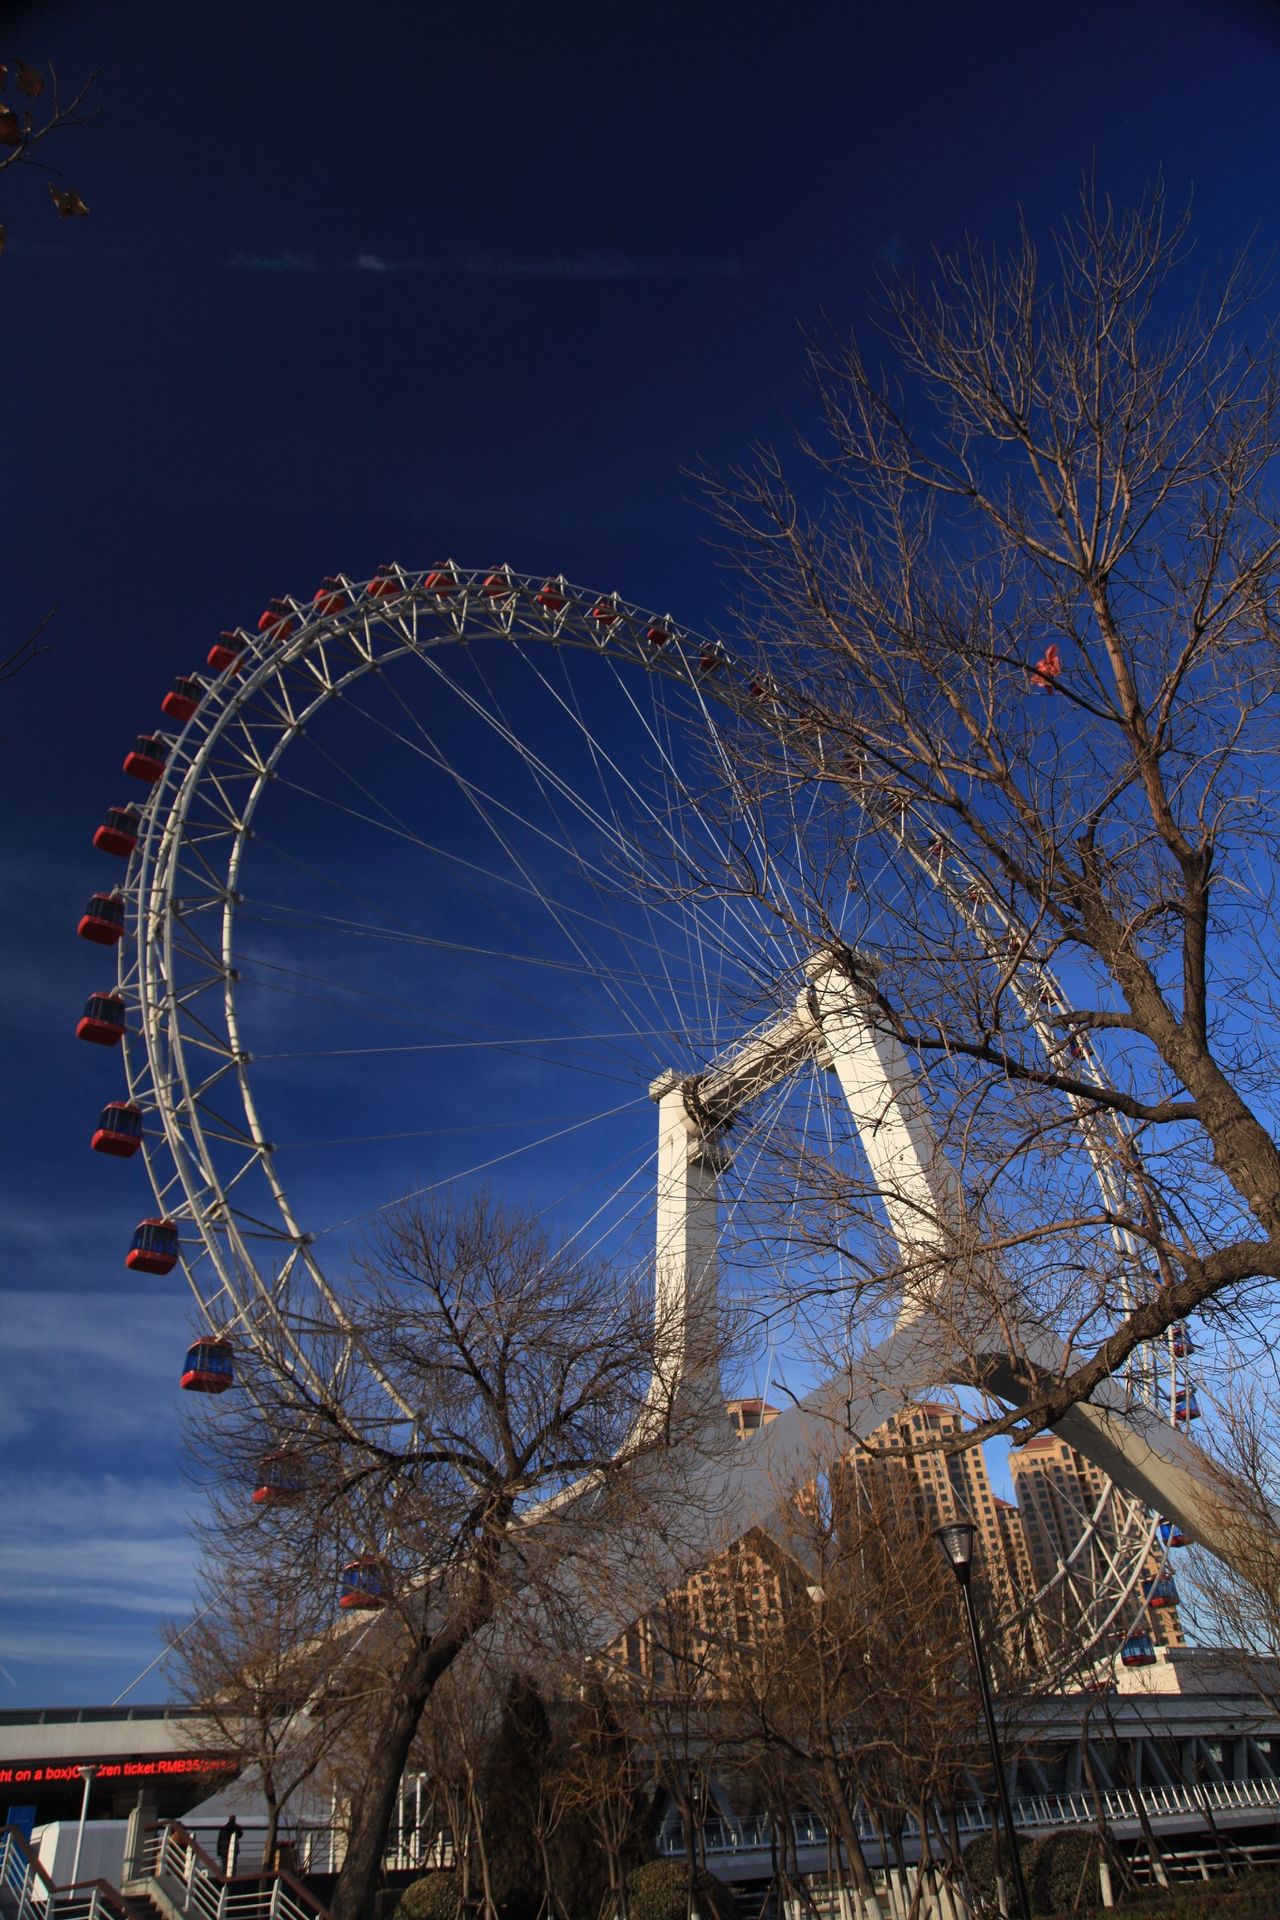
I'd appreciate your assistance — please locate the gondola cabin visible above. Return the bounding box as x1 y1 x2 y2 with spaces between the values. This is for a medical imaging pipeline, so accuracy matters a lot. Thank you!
645 623 671 649
91 1102 143 1157
126 1217 180 1275
367 567 401 599
424 568 456 597
313 579 347 616
338 1557 386 1610
93 806 140 859
1143 1575 1179 1609
1121 1633 1156 1668
207 636 245 674
1174 1388 1201 1422
590 597 620 630
536 579 567 612
123 734 168 784
252 1451 307 1506
77 892 126 945
180 1337 234 1394
77 991 126 1045
257 599 296 636
1171 1323 1193 1359
1157 1520 1188 1550
162 676 203 724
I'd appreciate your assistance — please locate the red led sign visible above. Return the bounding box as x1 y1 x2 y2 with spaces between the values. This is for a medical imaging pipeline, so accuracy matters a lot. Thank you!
0 1757 237 1786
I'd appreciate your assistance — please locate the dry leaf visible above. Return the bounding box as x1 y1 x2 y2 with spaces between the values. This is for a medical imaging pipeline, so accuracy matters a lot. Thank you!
49 182 88 218
0 103 20 148
14 61 44 100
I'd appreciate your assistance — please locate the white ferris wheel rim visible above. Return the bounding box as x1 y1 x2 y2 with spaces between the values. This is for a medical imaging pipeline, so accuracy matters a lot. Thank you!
97 561 1185 1658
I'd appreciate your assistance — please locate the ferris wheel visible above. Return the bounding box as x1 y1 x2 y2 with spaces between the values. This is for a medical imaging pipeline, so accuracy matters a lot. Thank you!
74 561 1204 1668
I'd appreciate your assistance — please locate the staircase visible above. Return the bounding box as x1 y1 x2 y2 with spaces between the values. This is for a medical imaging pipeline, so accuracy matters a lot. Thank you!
1 1822 334 1920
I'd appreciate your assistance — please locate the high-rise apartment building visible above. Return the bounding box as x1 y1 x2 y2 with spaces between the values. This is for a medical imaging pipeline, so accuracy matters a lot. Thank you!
1009 1432 1185 1651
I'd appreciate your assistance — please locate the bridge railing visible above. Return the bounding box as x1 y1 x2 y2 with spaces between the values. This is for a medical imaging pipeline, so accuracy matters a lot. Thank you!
657 1774 1280 1859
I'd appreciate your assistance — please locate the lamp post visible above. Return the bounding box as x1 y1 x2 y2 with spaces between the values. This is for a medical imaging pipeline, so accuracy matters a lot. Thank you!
933 1521 1032 1920
69 1765 99 1887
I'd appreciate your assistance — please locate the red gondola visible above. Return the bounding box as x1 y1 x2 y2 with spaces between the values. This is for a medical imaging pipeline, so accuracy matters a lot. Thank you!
257 599 296 637
252 1450 307 1506
645 622 671 649
77 892 126 945
93 806 141 859
590 597 620 630
162 675 203 724
367 566 401 599
482 569 512 599
338 1557 387 1610
1121 1633 1156 1667
424 567 456 598
126 1217 180 1275
77 991 126 1046
181 1337 235 1394
208 635 245 674
698 648 722 676
536 579 567 612
312 577 347 616
91 1101 143 1157
123 734 168 784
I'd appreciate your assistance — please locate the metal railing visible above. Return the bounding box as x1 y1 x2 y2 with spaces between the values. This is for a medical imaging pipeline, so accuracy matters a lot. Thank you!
136 1823 334 1920
658 1774 1280 1858
0 1829 135 1920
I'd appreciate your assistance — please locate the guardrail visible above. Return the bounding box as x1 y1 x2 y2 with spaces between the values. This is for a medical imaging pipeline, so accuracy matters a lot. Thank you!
136 1823 334 1920
0 1829 135 1920
658 1774 1280 1859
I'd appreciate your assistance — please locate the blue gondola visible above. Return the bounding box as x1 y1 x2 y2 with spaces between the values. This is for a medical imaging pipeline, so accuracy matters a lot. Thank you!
123 734 168 783
126 1217 180 1275
77 891 126 945
77 990 126 1046
338 1557 387 1610
180 1337 235 1394
91 1101 143 1157
1156 1520 1188 1550
1143 1575 1179 1609
1121 1633 1156 1667
93 806 140 859
1170 1322 1194 1359
253 1451 307 1506
1174 1387 1201 1421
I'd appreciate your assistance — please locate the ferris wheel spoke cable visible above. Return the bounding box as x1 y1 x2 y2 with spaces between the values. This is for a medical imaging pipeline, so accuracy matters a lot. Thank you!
364 656 775 1000
312 1092 650 1239
509 639 786 1040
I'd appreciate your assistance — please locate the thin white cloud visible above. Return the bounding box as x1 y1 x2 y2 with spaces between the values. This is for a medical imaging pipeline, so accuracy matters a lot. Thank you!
0 1287 191 1443
228 249 747 280
1 1474 198 1617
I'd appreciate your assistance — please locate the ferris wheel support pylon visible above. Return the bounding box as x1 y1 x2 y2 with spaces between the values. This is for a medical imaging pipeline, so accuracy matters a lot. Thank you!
641 948 1276 1601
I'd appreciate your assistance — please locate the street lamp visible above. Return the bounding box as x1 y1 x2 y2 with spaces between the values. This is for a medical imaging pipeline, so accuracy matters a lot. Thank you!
933 1521 1032 1920
69 1765 99 1887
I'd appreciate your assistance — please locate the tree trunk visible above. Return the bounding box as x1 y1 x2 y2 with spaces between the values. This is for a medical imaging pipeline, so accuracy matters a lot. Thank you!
329 1629 471 1920
818 1755 884 1920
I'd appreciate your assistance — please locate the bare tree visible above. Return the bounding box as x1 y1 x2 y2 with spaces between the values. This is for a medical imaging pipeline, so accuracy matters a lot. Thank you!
699 183 1280 1450
183 1191 707 1920
165 1561 357 1865
0 56 97 253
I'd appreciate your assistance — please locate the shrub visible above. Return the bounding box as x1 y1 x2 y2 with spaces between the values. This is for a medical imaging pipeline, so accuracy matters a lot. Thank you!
626 1858 735 1920
392 1870 465 1920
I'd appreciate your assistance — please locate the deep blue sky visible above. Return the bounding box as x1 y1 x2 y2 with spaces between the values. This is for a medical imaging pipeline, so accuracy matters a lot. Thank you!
5 0 1280 1707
